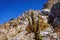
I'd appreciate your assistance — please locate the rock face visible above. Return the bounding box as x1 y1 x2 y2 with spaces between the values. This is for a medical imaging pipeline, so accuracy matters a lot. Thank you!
0 10 59 40
43 0 59 9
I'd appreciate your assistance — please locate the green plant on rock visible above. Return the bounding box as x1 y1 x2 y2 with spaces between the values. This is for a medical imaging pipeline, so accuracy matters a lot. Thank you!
27 11 43 40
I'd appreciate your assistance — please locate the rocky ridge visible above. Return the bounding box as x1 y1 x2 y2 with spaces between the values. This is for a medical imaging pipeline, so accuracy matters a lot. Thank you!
0 0 60 40
0 10 59 40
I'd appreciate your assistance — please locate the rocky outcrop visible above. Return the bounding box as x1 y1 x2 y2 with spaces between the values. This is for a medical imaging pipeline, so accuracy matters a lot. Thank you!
43 0 59 10
0 10 59 40
0 0 60 40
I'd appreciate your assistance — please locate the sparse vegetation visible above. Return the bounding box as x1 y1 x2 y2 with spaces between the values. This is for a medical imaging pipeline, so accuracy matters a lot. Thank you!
27 11 44 40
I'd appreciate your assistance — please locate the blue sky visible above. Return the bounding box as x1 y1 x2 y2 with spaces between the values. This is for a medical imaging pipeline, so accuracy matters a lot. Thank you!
0 0 47 24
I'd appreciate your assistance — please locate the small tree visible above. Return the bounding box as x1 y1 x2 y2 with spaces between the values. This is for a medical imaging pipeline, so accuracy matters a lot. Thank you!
27 11 43 40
